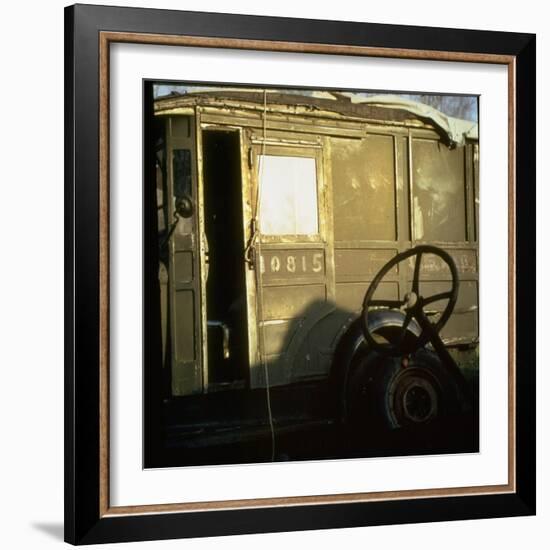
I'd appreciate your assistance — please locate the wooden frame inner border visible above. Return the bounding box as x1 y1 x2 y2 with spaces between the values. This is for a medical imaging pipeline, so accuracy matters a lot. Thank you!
98 30 516 518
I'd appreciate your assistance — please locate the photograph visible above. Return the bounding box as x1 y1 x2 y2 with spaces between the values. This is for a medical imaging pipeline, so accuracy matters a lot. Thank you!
144 83 480 468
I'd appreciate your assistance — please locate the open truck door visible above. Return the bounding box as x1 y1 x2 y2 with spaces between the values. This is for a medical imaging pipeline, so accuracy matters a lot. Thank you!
164 116 204 396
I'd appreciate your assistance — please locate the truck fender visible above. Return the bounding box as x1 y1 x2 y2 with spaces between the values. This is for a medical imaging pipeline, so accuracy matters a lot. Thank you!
329 310 422 423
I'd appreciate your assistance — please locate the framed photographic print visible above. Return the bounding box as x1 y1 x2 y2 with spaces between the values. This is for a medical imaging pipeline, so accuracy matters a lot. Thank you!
64 3 536 545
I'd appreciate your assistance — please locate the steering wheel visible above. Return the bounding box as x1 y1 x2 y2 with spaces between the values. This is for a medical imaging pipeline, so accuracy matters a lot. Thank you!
362 245 459 355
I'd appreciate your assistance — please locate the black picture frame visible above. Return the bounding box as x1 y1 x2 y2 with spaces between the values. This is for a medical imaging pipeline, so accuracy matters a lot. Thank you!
65 3 536 545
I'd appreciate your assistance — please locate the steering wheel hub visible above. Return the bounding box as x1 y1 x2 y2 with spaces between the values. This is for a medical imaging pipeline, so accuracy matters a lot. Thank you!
403 291 418 309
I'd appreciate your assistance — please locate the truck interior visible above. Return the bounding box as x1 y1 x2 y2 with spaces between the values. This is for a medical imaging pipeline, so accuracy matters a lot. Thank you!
202 129 249 389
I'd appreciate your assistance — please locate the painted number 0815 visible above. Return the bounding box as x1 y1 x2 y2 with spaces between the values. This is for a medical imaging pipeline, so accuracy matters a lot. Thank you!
260 253 323 274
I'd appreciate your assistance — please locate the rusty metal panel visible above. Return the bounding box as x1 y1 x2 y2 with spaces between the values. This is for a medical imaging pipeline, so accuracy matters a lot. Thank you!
171 361 202 397
157 93 443 137
304 310 353 350
201 111 368 139
174 290 195 361
417 280 478 313
171 116 191 138
166 115 203 396
397 136 411 242
335 281 399 311
449 249 477 275
411 139 466 242
332 134 396 242
292 349 325 379
440 313 478 343
261 284 326 321
174 251 193 284
417 280 478 342
474 143 479 241
252 355 288 387
247 141 335 388
260 249 325 282
260 320 297 356
405 249 477 279
335 248 397 281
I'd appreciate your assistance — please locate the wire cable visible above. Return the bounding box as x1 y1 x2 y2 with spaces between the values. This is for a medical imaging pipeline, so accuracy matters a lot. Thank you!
250 90 276 461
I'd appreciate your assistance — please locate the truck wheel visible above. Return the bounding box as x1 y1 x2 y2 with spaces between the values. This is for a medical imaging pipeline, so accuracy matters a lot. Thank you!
347 348 461 431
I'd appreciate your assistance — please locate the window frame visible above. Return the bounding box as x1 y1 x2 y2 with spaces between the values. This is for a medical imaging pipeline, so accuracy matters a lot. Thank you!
252 143 326 244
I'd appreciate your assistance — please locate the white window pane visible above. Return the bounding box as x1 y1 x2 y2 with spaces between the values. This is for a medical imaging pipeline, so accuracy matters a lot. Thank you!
259 155 318 235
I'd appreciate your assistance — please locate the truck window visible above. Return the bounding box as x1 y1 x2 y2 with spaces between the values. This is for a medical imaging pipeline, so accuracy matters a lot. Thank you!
258 155 318 236
173 148 192 198
172 148 193 235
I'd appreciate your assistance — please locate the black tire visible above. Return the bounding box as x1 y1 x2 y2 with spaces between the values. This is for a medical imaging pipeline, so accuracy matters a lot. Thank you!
345 350 390 432
378 348 462 429
347 348 461 432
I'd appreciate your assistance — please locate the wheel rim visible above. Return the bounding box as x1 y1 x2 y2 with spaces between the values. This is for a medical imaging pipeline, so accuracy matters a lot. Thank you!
388 367 439 426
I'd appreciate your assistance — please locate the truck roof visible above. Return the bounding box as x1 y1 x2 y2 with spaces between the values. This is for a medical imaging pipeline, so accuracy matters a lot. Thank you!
154 89 478 146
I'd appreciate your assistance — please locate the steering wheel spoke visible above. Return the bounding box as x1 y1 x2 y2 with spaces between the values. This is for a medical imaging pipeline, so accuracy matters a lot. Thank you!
396 309 414 348
362 245 459 355
422 290 454 306
412 251 423 293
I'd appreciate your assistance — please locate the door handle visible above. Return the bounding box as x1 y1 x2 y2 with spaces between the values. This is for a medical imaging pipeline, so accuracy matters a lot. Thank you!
207 321 230 359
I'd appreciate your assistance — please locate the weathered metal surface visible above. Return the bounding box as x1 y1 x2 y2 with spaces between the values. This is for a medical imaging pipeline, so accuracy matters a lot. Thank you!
155 91 473 146
335 281 399 312
155 91 479 396
335 249 397 280
174 291 195 361
173 250 193 284
417 280 478 313
260 320 296 356
159 263 168 366
261 284 326 321
474 143 480 241
332 134 396 242
166 115 203 396
259 249 326 281
411 139 466 242
406 249 477 277
243 140 336 388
